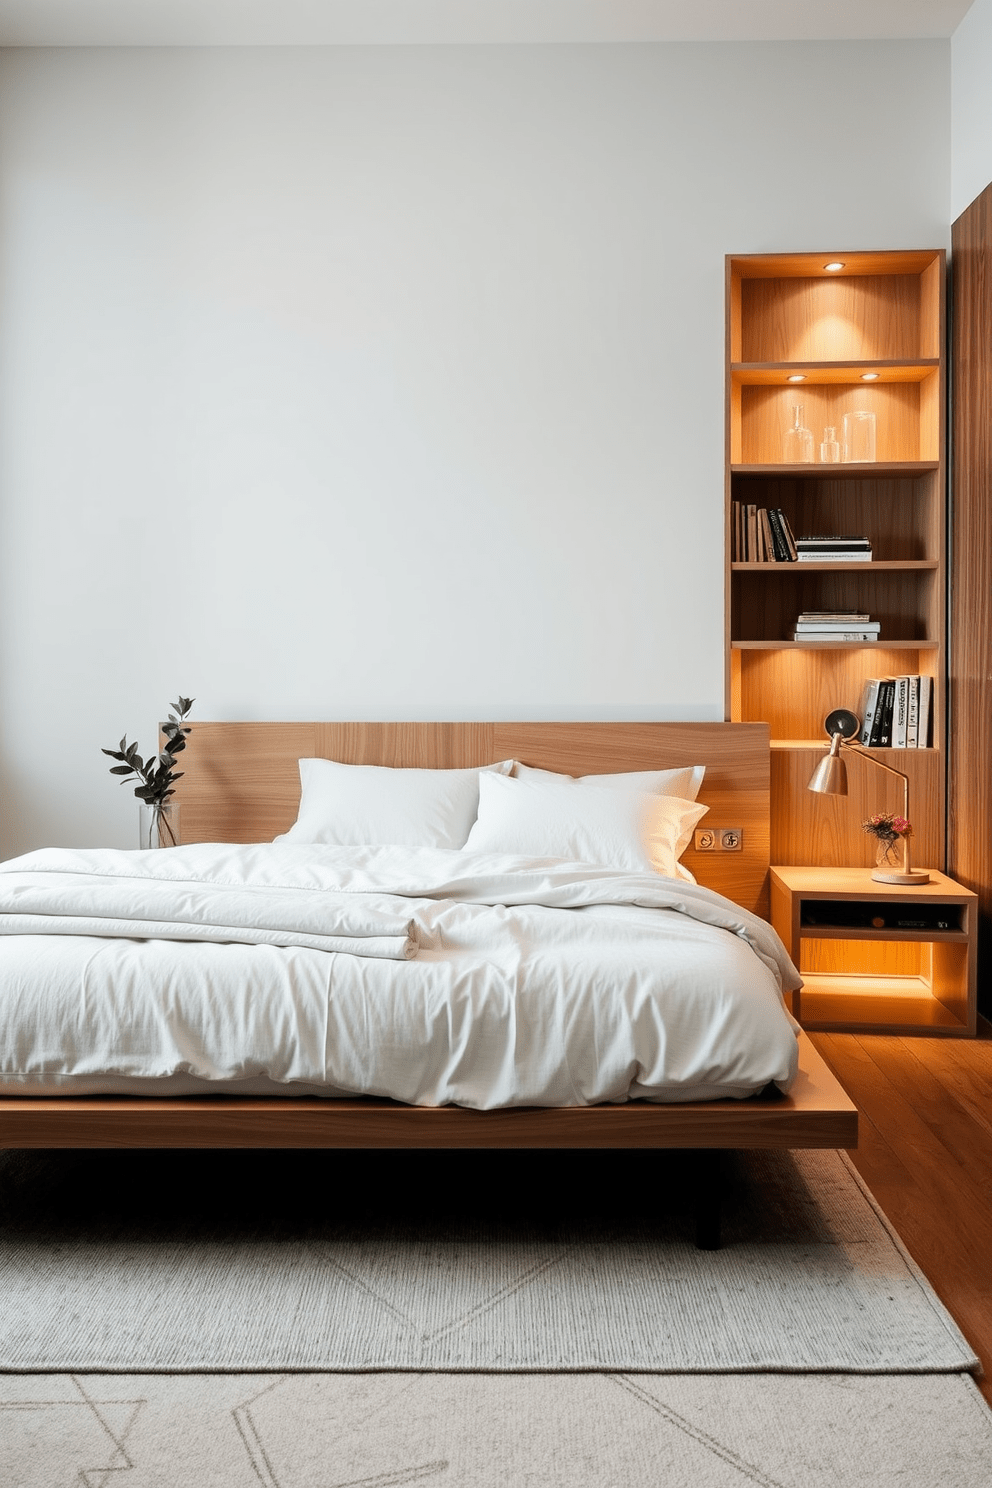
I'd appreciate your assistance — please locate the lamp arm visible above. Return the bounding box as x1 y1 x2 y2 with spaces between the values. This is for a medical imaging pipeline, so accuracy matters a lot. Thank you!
841 740 910 822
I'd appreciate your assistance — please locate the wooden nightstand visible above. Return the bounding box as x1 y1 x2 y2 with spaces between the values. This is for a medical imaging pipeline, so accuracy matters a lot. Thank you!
770 866 977 1036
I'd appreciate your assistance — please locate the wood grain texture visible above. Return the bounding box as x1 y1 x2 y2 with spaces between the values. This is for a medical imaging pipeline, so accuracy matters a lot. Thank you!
732 250 941 281
771 868 976 1035
811 1027 992 1400
740 381 923 465
741 275 923 364
770 744 941 869
948 181 992 1018
0 1035 855 1151
174 720 772 916
725 244 946 884
735 644 938 743
733 569 938 643
732 361 938 385
731 469 941 563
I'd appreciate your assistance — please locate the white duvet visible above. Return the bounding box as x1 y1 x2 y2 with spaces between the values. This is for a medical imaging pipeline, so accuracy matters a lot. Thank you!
0 843 802 1108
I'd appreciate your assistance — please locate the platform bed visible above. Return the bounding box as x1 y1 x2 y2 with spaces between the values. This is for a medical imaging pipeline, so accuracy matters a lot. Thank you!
0 721 857 1244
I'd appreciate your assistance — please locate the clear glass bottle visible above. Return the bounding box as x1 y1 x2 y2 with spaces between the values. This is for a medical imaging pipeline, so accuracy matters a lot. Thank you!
842 409 876 463
820 426 842 463
783 405 814 464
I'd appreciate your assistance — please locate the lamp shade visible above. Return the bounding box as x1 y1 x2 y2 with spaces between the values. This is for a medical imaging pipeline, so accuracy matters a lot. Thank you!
807 752 848 796
807 734 848 796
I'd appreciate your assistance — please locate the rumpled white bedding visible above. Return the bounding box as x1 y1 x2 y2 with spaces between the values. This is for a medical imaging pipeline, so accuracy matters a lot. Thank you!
0 843 802 1108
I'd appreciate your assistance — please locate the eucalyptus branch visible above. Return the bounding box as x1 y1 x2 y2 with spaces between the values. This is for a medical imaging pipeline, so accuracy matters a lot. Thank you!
103 697 194 813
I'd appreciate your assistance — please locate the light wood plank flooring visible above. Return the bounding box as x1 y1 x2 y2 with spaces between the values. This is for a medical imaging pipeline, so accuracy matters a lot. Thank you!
811 1024 992 1404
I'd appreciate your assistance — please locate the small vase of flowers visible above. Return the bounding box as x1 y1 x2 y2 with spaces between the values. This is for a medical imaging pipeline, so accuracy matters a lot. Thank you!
103 698 194 848
862 812 911 874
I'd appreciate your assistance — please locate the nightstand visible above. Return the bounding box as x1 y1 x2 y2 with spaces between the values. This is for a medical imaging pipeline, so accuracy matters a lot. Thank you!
770 866 977 1036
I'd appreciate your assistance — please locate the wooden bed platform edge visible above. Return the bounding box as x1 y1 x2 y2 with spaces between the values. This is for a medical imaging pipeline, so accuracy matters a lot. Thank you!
0 1034 856 1150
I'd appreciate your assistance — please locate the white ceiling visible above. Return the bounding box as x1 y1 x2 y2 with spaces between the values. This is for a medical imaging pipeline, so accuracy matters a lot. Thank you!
0 0 976 48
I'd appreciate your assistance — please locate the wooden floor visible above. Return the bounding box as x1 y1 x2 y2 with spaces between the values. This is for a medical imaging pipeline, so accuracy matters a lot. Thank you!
811 1022 992 1404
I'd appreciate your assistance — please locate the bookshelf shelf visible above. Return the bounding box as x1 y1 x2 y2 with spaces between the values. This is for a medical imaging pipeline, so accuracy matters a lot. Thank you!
770 739 938 753
731 461 938 477
732 639 938 651
731 360 939 387
726 249 946 872
731 561 938 572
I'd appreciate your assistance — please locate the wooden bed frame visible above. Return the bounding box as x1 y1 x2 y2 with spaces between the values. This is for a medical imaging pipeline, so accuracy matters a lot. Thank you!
0 721 856 1160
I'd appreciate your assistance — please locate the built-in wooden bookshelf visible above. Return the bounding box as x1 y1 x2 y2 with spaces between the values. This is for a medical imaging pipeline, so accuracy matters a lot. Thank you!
726 250 946 870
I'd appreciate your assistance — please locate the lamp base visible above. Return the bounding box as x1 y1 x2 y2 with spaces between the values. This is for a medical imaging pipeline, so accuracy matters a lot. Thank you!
871 868 931 885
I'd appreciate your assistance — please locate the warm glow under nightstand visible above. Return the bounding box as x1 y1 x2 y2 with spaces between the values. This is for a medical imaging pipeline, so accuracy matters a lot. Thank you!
770 866 977 1036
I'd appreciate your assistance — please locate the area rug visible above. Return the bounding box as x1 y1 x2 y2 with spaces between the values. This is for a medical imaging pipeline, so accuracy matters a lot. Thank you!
0 1145 978 1374
4 1371 992 1487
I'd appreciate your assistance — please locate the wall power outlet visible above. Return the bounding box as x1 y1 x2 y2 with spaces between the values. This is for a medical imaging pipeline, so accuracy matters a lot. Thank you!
693 828 743 852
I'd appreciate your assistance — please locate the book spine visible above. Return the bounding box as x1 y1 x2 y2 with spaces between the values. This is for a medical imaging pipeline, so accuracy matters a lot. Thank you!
796 551 873 562
870 679 895 747
893 676 910 748
775 509 798 561
759 508 774 563
767 508 791 562
747 505 758 563
860 679 881 744
794 623 880 633
918 675 933 747
906 674 920 747
792 632 878 642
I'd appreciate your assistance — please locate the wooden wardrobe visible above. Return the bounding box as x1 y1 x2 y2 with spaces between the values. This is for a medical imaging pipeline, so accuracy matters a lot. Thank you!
949 181 992 1018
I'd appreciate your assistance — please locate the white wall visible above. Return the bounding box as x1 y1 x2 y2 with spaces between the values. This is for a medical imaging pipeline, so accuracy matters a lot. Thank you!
952 0 992 220
0 42 949 854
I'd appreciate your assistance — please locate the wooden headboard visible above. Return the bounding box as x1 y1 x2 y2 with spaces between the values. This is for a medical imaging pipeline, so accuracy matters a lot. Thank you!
172 721 771 916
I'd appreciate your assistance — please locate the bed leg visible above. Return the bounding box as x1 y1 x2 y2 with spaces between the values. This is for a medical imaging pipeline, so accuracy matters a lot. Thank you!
693 1149 724 1251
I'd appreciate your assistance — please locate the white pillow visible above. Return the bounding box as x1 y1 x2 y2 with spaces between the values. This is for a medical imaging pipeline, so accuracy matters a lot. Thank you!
513 761 705 801
464 773 708 879
276 758 514 849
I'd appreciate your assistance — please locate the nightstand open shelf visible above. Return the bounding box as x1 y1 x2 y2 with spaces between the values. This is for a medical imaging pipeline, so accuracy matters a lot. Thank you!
770 866 977 1036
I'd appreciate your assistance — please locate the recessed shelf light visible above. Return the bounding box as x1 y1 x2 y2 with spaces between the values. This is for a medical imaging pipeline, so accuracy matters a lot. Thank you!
787 374 806 382
823 261 845 272
860 372 880 381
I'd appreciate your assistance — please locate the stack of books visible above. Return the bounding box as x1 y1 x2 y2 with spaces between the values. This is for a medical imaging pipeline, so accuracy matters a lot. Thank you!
858 675 933 748
731 504 798 562
791 611 880 642
795 535 873 563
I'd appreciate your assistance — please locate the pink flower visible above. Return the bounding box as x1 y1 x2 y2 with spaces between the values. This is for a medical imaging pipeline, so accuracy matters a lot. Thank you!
861 811 912 841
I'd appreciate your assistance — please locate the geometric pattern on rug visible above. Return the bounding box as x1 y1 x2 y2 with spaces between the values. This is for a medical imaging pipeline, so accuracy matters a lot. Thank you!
2 1371 992 1488
0 1148 979 1373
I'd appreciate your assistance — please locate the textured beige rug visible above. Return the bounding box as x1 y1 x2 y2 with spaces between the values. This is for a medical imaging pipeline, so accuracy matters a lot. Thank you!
3 1370 992 1487
0 1145 978 1374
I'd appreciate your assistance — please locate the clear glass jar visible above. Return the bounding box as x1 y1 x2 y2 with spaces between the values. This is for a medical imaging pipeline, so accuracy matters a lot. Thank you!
875 835 907 875
783 404 814 464
820 426 842 463
139 802 180 849
842 409 877 463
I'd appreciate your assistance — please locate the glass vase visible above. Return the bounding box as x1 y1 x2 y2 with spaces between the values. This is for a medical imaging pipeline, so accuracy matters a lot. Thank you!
139 802 180 849
875 835 906 874
842 409 876 463
783 404 814 464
